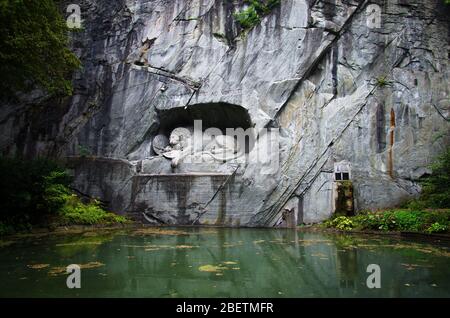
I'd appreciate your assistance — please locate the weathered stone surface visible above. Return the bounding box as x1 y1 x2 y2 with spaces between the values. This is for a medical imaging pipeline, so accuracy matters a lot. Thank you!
0 0 449 226
129 173 247 226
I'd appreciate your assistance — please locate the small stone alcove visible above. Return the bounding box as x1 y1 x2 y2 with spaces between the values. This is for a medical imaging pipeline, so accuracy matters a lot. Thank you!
157 103 252 135
152 103 254 155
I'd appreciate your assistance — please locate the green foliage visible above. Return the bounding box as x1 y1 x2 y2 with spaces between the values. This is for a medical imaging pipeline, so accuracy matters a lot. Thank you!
0 0 81 100
0 157 128 235
59 195 128 225
392 210 422 231
325 209 450 234
375 76 390 87
324 216 354 231
335 180 353 216
0 222 15 236
77 144 91 157
0 157 69 228
233 0 281 30
234 6 260 29
410 148 450 209
426 222 448 234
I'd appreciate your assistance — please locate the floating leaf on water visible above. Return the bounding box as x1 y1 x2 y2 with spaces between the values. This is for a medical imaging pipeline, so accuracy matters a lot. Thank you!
198 264 225 273
311 253 327 258
356 244 379 249
175 245 197 249
222 243 243 248
48 267 66 276
222 261 238 265
124 244 197 251
0 240 15 248
401 263 434 269
298 239 333 244
48 261 104 276
82 232 99 237
27 264 50 270
55 242 102 247
79 261 104 269
132 228 190 236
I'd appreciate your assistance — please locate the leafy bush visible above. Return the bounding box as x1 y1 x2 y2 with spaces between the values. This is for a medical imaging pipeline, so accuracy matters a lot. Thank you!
0 0 81 99
426 222 448 234
393 210 422 232
375 76 390 87
324 216 354 231
59 195 128 225
234 6 260 29
409 148 450 209
0 157 70 227
234 0 281 30
324 209 450 234
0 157 128 235
0 222 15 236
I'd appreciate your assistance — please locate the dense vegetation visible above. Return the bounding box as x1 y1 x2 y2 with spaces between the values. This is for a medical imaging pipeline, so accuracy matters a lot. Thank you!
233 0 281 30
408 148 450 209
0 158 128 236
324 149 450 234
324 210 450 234
0 0 80 100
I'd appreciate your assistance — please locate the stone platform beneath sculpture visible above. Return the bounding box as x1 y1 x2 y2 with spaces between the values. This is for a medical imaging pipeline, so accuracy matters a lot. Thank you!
128 172 246 226
138 156 239 175
66 156 253 226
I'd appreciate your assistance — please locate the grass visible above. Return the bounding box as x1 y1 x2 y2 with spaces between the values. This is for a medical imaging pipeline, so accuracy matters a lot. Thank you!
375 76 390 87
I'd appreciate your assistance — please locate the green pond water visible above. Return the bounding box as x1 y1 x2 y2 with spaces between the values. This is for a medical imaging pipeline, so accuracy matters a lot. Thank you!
0 227 449 298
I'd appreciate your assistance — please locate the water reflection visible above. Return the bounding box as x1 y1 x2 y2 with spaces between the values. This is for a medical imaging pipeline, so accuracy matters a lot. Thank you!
0 227 449 297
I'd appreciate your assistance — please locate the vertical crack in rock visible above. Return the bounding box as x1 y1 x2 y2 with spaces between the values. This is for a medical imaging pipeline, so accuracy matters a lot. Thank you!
376 103 386 153
388 108 396 179
332 45 339 96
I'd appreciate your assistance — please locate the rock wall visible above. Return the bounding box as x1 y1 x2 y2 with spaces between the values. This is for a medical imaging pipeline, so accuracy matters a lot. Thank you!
1 0 449 226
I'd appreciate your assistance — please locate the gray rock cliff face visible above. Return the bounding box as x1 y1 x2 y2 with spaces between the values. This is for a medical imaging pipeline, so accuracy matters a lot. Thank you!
1 0 449 226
